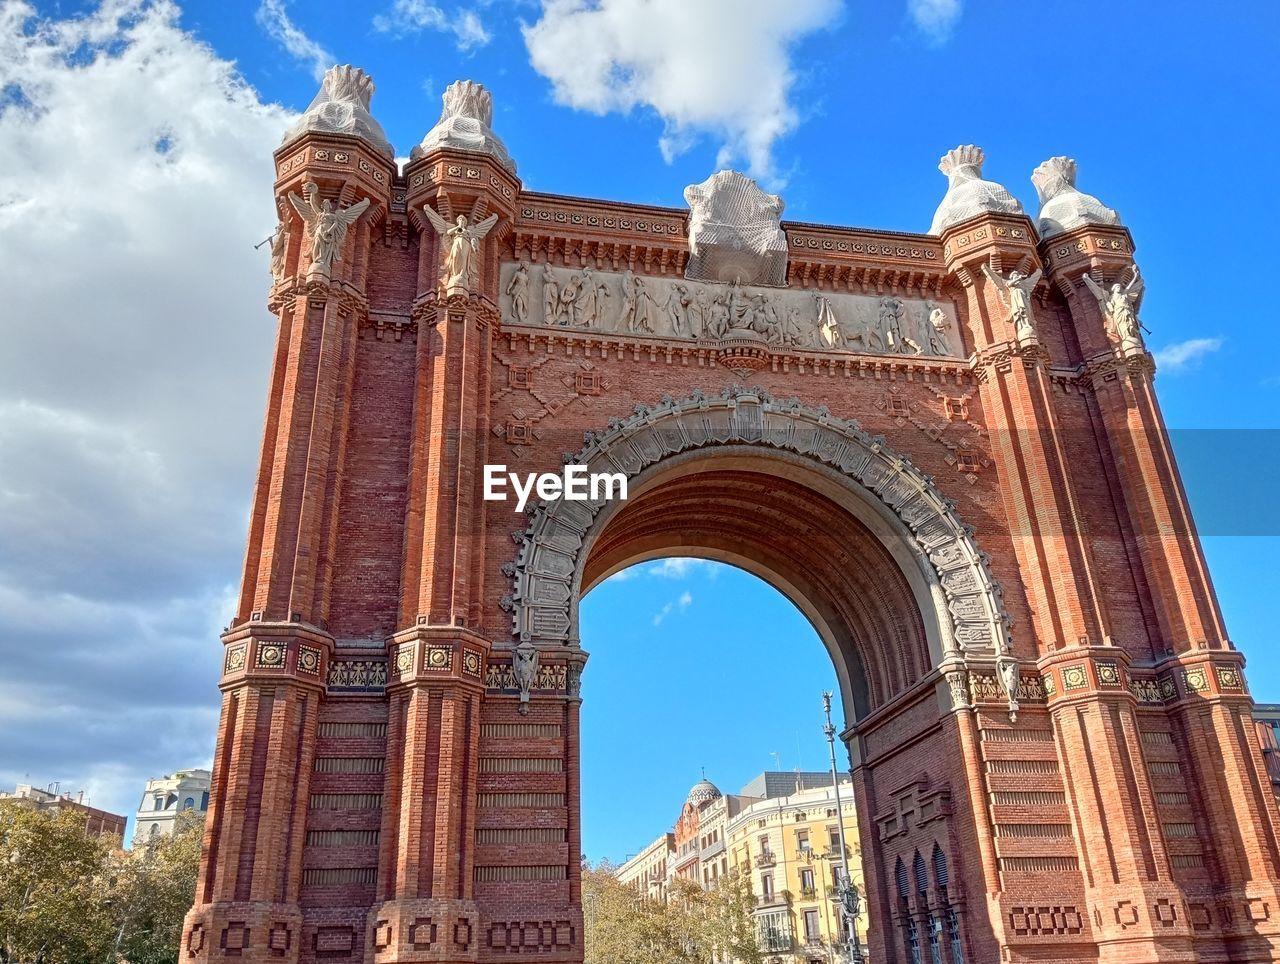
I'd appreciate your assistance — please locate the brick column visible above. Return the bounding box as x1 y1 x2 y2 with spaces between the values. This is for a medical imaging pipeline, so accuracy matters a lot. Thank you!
942 214 1198 961
1043 226 1280 959
183 133 393 963
368 631 490 962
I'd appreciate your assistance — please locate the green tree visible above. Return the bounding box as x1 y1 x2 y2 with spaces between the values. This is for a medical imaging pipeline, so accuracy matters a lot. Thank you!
0 801 114 963
107 811 203 964
583 862 762 964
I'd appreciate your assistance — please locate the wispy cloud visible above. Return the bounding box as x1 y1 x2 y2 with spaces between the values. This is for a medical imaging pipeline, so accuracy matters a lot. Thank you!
907 0 961 43
646 558 717 579
1155 337 1223 372
652 590 694 626
256 0 333 80
521 0 842 183
373 1 490 50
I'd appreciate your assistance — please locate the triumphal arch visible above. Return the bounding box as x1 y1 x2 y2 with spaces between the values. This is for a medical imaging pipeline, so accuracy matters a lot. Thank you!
183 67 1280 963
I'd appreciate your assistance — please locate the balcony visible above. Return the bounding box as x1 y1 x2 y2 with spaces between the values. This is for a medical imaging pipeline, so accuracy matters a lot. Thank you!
799 886 817 900
755 851 777 868
755 889 791 908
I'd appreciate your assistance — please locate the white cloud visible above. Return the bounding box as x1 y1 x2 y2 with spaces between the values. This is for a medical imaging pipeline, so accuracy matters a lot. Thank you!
651 590 693 626
0 0 293 827
521 0 842 181
1154 337 1223 372
646 558 716 579
256 0 334 79
373 0 490 50
907 0 961 43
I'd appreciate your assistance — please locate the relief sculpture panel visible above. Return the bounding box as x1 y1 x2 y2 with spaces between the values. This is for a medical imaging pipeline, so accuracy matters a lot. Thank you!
499 261 962 358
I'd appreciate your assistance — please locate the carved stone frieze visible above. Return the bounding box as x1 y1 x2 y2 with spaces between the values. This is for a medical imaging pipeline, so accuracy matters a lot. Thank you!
499 261 961 359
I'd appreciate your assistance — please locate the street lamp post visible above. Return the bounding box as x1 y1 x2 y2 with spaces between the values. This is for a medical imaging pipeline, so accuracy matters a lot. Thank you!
823 692 865 964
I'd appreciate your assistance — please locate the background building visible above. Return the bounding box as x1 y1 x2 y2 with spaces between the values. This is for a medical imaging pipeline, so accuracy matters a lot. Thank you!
1255 703 1280 811
616 772 865 964
133 768 211 845
0 783 127 846
727 778 866 964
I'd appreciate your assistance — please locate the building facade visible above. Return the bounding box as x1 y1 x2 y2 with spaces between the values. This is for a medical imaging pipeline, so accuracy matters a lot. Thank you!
0 783 127 846
614 774 866 964
727 781 866 964
184 64 1280 964
134 768 212 845
1255 704 1280 812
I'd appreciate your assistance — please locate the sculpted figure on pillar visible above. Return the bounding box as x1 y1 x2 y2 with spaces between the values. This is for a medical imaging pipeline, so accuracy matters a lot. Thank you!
1083 266 1146 353
981 263 1043 342
542 264 562 325
422 208 500 296
287 181 371 279
269 221 289 283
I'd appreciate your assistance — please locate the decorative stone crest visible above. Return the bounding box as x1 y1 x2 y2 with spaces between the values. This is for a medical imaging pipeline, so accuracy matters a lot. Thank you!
280 65 393 157
684 171 788 286
929 145 1023 235
411 80 516 173
1031 156 1120 240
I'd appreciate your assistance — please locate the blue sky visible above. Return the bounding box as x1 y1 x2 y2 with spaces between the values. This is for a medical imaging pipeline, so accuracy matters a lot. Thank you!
0 0 1277 851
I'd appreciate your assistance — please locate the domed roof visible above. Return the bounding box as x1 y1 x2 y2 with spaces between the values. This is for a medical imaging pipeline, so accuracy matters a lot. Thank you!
687 777 722 807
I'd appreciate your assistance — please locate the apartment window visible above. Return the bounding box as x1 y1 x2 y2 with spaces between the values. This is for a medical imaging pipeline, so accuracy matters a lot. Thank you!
803 909 821 941
758 818 767 829
828 828 841 850
761 874 773 897
183 797 195 810
758 834 771 855
153 795 164 811
797 829 810 852
800 868 815 895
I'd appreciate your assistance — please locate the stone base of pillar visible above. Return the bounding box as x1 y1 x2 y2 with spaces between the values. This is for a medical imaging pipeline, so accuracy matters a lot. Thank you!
366 898 482 963
181 902 303 964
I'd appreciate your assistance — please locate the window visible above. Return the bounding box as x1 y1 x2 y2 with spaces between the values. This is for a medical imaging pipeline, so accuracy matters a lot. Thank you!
828 827 841 850
154 795 164 811
149 823 160 836
761 873 773 897
183 797 195 810
797 829 810 852
946 906 965 964
758 911 792 952
928 915 943 964
800 868 815 895
803 909 821 941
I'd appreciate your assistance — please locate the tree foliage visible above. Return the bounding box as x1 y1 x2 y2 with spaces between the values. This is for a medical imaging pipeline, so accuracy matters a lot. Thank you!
583 862 762 964
0 802 203 964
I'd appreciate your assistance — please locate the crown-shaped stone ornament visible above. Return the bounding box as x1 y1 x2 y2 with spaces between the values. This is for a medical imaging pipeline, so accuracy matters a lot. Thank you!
928 145 1023 234
280 65 393 157
411 79 516 173
1031 156 1120 239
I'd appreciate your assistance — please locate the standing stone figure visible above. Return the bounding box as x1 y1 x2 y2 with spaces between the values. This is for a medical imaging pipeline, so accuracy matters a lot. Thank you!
879 296 921 354
269 221 289 283
505 263 530 323
422 208 500 296
617 270 637 332
814 293 843 350
542 265 562 326
559 271 583 325
1083 266 1145 353
981 264 1043 341
287 181 371 279
924 301 954 356
631 277 657 333
573 267 598 328
665 283 690 337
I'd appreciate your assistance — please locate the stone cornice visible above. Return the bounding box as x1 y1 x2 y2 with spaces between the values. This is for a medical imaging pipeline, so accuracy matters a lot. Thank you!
268 276 369 316
495 322 976 383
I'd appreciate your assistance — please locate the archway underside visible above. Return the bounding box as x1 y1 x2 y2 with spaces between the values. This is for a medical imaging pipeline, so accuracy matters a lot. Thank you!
581 467 931 718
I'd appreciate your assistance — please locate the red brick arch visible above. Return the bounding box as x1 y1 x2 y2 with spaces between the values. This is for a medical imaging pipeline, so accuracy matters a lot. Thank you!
508 388 1020 721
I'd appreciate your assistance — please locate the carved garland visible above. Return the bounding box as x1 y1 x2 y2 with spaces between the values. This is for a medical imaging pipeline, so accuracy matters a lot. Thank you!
505 388 1019 718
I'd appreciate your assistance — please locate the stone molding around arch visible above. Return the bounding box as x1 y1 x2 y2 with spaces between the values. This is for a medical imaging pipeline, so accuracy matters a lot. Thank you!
506 387 1021 719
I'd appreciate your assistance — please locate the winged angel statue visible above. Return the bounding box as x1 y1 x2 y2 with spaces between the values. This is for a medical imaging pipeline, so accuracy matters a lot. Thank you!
1083 266 1146 352
981 263 1043 341
287 181 371 279
422 207 499 295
